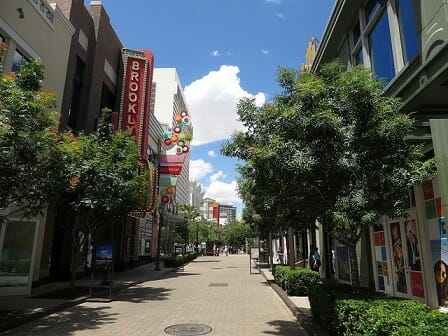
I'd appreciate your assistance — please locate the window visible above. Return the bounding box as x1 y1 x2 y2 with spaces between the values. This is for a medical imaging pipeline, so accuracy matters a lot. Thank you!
365 0 382 22
68 57 85 131
355 49 364 65
368 9 395 82
12 49 29 72
350 0 419 84
353 20 361 44
397 0 419 63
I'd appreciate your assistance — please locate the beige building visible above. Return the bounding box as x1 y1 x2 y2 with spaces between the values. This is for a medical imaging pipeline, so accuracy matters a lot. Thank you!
0 0 74 110
0 0 74 295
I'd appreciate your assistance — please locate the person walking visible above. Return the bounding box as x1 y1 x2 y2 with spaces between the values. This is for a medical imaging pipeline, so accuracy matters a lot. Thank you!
310 246 321 272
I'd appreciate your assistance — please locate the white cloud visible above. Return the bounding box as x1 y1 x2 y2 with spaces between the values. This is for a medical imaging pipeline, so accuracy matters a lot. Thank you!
189 159 213 181
277 12 285 19
208 150 216 157
260 49 269 55
184 65 266 145
210 170 226 182
204 180 241 204
210 50 220 57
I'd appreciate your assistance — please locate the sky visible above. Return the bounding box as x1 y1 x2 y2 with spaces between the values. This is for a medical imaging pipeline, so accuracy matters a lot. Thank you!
86 0 335 216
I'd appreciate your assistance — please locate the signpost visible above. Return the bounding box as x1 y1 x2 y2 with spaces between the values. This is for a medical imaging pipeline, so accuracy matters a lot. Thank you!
88 243 113 302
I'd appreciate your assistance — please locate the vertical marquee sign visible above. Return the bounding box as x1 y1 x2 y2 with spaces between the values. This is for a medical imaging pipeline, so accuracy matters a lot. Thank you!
119 49 154 160
119 49 155 216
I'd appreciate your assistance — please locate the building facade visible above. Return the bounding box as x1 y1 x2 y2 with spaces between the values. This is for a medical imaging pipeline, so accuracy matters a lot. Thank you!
199 198 236 226
313 0 448 309
189 181 205 210
152 68 192 207
0 0 74 295
48 0 126 279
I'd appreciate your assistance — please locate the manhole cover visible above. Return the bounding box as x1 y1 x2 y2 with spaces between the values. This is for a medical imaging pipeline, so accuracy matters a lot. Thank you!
164 323 212 335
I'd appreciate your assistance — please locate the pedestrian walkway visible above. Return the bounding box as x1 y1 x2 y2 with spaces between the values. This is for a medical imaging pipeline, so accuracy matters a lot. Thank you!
0 255 327 335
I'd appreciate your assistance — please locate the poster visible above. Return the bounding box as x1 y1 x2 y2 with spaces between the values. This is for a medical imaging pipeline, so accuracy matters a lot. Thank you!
336 246 351 282
96 244 113 265
390 221 407 294
431 239 448 307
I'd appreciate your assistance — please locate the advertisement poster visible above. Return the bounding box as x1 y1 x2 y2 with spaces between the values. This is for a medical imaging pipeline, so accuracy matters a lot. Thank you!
431 239 448 307
336 246 351 282
96 244 113 265
390 221 407 294
405 219 421 272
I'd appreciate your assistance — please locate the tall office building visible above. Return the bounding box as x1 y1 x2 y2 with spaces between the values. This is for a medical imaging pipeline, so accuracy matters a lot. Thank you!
189 181 205 210
151 68 192 208
200 198 236 226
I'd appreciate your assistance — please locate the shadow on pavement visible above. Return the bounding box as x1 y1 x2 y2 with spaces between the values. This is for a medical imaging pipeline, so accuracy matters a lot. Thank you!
263 319 303 335
113 285 171 303
1 306 119 335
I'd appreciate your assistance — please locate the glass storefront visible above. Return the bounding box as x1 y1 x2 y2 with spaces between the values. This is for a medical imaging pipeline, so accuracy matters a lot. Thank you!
0 219 37 292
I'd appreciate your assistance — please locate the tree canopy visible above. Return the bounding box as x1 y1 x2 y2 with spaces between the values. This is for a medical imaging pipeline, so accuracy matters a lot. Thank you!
0 61 61 219
222 61 434 289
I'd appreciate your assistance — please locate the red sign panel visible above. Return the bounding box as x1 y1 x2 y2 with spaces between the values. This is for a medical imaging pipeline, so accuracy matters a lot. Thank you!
159 165 183 175
212 202 219 219
120 51 154 160
410 271 425 298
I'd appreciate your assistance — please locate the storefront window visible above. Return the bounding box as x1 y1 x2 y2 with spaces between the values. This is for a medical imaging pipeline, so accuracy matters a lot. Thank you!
0 220 36 287
12 49 29 73
368 10 395 83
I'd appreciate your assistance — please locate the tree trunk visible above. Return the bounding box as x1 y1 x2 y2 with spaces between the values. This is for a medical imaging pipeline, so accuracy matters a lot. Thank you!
70 239 78 290
268 230 273 271
348 242 360 293
288 226 295 269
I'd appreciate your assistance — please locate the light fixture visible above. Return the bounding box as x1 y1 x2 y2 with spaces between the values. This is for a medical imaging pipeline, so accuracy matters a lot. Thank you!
17 8 25 19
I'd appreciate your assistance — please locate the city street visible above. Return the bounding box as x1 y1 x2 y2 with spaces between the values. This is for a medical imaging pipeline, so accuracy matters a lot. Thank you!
1 255 308 336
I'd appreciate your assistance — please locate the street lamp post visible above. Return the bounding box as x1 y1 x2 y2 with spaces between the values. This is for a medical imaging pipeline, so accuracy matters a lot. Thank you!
155 208 164 271
183 216 188 267
196 222 199 252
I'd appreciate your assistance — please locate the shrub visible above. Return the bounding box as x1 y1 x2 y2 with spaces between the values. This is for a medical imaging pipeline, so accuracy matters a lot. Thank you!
273 265 320 296
309 282 448 335
163 251 197 268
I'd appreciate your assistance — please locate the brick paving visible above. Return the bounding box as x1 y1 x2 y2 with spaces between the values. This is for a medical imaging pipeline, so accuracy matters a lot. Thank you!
1 255 313 335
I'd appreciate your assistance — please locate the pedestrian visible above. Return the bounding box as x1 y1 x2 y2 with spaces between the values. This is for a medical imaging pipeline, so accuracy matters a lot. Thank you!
224 245 228 256
310 246 321 272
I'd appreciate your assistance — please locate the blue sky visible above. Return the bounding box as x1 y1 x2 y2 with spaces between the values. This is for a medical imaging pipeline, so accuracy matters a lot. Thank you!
88 0 335 215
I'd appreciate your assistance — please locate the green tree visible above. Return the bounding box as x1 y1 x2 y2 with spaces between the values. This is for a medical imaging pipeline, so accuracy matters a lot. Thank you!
223 220 253 251
0 61 61 220
56 109 147 288
178 204 201 247
223 61 434 291
276 62 434 290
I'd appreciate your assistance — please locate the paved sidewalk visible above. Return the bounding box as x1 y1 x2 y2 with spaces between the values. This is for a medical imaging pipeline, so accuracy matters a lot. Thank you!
257 266 329 336
0 255 328 335
0 261 176 333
